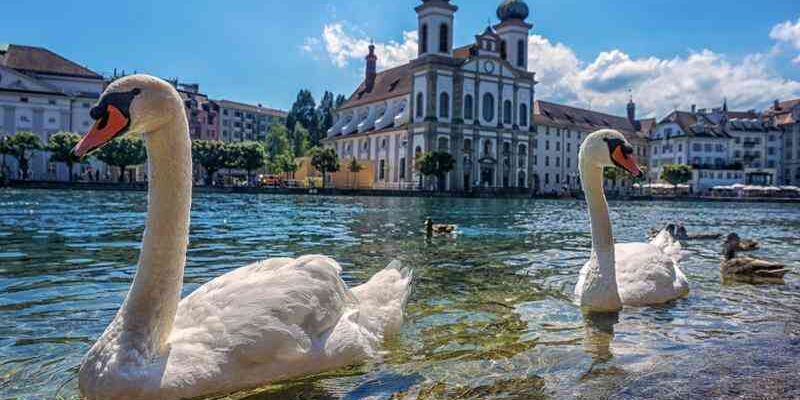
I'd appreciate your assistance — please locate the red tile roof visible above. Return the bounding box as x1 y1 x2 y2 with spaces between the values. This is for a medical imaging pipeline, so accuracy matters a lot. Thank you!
0 44 102 79
339 63 412 110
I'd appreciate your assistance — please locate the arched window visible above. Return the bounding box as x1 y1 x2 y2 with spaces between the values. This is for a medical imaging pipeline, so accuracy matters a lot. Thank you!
517 39 525 67
463 138 472 153
483 140 492 156
503 100 512 124
439 23 449 53
439 92 450 119
482 93 495 122
421 24 428 54
500 40 508 60
416 92 424 119
464 95 474 120
518 171 526 188
519 103 528 126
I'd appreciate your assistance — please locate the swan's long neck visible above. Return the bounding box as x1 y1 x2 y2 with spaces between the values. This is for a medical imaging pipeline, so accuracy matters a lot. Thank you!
119 113 192 357
579 157 621 311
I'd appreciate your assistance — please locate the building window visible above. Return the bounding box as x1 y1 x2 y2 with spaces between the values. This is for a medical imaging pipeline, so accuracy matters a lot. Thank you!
545 156 550 166
517 39 525 67
500 40 507 60
519 104 528 126
439 92 450 119
482 93 495 122
421 24 428 54
379 159 386 180
483 140 492 157
416 93 424 118
464 138 472 153
438 137 449 151
399 157 406 179
464 95 474 120
439 23 449 53
20 97 28 103
503 100 512 124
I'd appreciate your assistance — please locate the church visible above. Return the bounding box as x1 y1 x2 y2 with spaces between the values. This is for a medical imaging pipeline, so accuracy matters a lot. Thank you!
325 0 537 192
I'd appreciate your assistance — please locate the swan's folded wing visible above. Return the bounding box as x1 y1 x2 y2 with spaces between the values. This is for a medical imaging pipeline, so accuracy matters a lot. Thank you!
169 255 355 365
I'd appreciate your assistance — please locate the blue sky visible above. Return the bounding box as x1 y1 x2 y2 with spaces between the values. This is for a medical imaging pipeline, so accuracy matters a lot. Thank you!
2 0 799 117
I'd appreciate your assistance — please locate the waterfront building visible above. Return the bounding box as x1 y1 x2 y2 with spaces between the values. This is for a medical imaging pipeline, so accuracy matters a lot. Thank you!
215 99 286 143
531 99 651 195
764 98 800 185
0 44 107 181
648 104 782 192
175 82 219 141
325 0 537 192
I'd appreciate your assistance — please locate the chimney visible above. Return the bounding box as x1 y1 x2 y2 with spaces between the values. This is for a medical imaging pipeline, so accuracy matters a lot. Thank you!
365 43 377 92
691 104 696 113
774 99 780 111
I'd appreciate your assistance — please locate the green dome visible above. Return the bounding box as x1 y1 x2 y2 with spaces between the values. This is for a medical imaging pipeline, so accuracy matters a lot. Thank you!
497 0 530 21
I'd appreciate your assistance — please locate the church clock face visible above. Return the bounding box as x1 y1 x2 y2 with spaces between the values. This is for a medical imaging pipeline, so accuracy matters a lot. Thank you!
483 60 496 74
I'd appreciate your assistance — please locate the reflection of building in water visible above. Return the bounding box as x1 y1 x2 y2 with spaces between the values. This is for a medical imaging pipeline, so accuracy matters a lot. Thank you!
324 0 537 192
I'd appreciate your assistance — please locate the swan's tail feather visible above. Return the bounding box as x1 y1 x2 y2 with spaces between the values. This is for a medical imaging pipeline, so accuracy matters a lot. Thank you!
651 227 683 263
350 260 413 340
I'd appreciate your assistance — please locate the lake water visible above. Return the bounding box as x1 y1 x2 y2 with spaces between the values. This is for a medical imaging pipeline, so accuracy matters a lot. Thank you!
1 189 799 399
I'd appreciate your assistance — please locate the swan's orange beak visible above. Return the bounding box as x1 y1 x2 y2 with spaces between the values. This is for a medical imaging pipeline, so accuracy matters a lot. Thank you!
73 104 130 157
611 146 642 178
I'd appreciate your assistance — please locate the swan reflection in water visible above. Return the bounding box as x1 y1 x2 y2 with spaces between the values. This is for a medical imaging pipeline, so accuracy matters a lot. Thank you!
581 311 620 379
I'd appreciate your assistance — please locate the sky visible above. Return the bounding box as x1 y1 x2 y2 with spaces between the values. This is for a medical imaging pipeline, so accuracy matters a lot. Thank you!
2 0 799 118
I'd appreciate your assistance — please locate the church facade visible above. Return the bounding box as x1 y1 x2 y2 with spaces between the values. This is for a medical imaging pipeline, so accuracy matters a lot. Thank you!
325 0 537 192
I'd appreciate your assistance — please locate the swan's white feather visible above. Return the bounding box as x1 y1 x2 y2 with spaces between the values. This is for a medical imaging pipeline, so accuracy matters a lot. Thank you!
84 255 412 400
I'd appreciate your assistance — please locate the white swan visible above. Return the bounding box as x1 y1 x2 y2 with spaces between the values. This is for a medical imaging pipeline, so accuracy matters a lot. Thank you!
73 75 413 400
574 129 688 312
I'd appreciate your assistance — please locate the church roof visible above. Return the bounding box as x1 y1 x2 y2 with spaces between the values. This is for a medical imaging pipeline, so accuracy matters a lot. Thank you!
338 63 413 110
0 44 102 79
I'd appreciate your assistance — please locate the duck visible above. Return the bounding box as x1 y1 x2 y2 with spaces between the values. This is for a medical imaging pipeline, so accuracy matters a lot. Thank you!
724 232 759 251
674 224 721 241
721 233 786 279
574 130 689 312
72 75 413 400
424 217 457 236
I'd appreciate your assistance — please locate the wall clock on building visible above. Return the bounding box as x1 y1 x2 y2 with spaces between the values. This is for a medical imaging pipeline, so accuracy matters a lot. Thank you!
483 60 496 74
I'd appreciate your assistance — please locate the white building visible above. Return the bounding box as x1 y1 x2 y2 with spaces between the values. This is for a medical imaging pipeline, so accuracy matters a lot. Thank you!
325 0 537 192
765 99 800 186
216 99 286 143
533 99 651 195
0 44 106 181
649 104 783 192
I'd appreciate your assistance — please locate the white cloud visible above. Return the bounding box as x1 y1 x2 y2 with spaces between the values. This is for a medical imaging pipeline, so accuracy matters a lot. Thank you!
306 21 800 118
770 18 800 64
304 23 417 70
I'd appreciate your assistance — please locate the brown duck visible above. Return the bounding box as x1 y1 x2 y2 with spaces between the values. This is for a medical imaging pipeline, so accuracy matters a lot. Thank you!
721 233 786 279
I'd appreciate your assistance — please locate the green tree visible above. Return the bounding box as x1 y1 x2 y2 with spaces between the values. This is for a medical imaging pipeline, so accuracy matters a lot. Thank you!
286 89 320 146
265 124 291 163
660 163 693 193
5 131 43 180
47 131 82 182
230 141 267 184
347 158 364 189
416 151 456 191
0 136 12 180
272 151 298 179
317 91 336 144
309 146 339 188
292 122 310 157
192 140 230 185
334 94 347 109
95 136 147 183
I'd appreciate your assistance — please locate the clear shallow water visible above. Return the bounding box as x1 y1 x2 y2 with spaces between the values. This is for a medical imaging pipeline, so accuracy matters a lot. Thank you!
1 189 799 400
